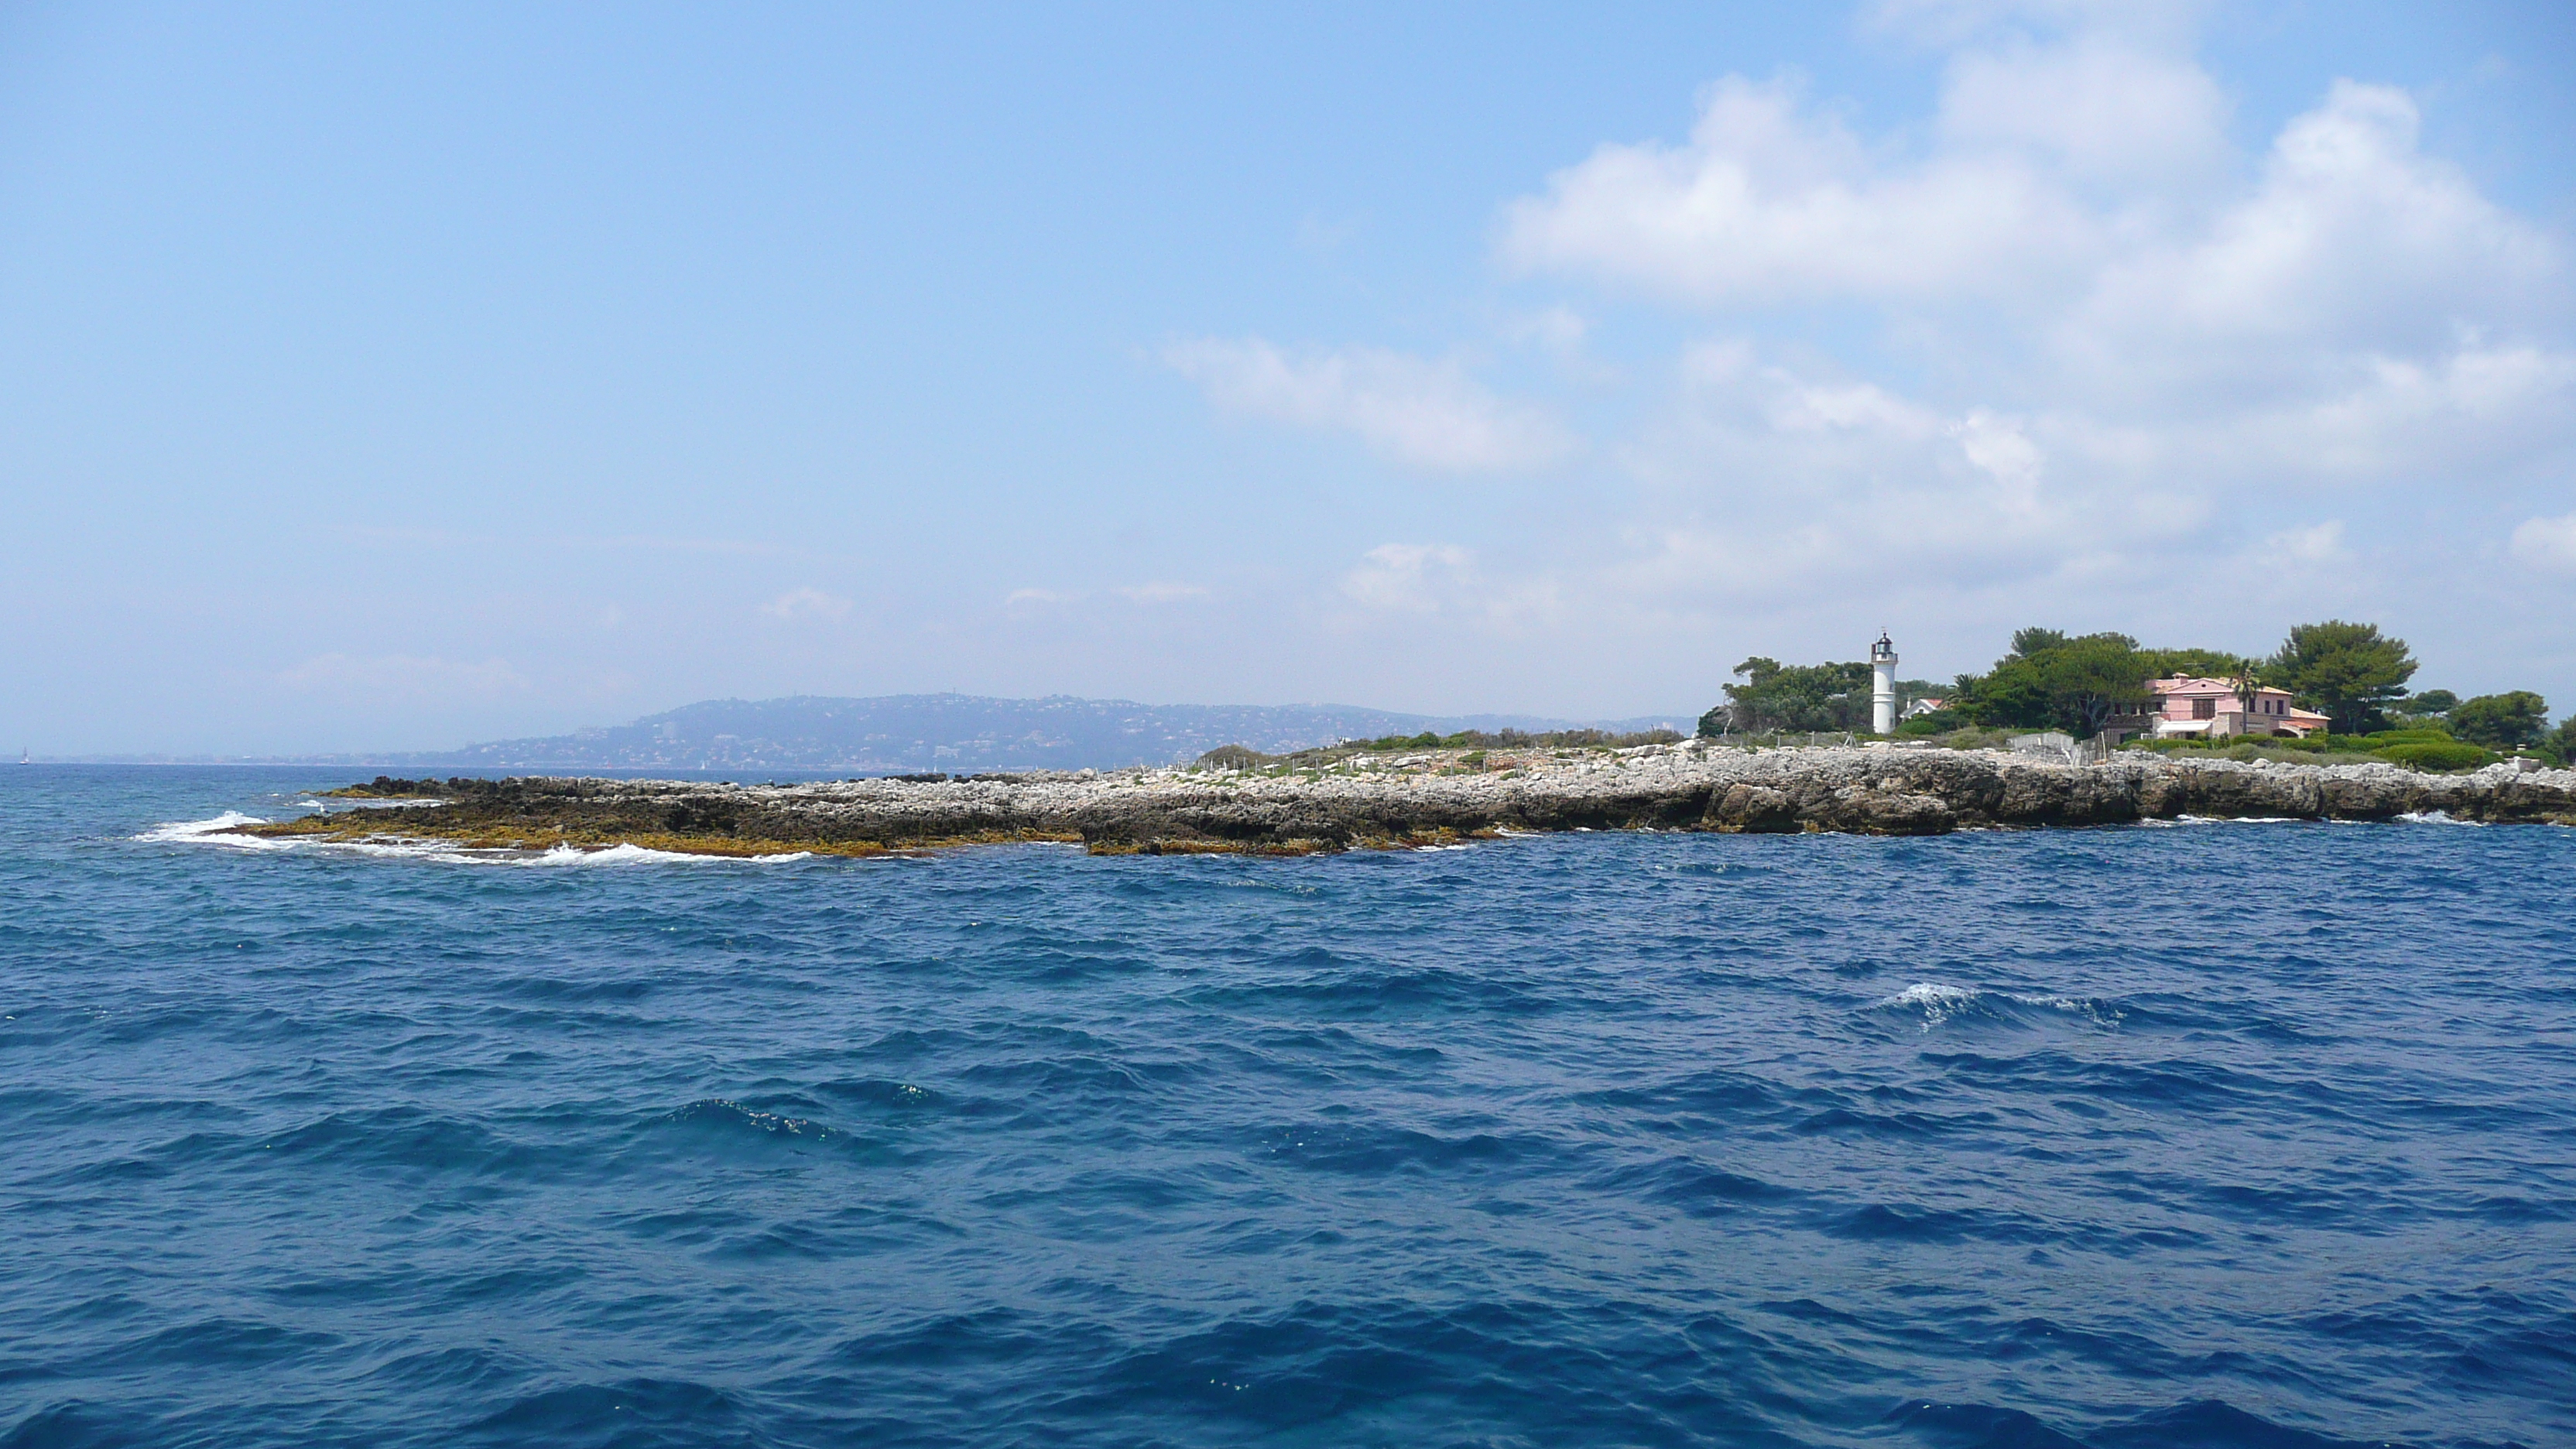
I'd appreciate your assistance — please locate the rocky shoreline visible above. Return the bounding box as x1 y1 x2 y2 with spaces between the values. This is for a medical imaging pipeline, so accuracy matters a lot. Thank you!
225 742 2576 857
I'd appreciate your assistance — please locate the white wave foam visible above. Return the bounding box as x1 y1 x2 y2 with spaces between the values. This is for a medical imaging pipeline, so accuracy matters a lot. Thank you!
134 812 296 849
2171 814 2302 825
134 814 815 865
2008 992 2083 1012
300 841 820 867
505 843 815 866
351 839 816 865
1877 982 1978 1029
2006 991 2125 1027
1881 982 1975 1009
2396 810 2482 826
341 839 471 861
1873 981 2120 1031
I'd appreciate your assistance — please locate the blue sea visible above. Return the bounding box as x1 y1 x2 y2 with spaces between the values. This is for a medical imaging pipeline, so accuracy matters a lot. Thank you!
3 766 2571 1448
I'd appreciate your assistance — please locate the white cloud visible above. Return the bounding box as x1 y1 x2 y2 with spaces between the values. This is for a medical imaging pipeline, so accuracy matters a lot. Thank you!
760 587 852 622
2511 514 2576 573
2064 82 2561 399
1499 42 2561 403
2200 343 2576 481
1937 33 2228 186
1331 543 1567 632
1951 409 2042 485
1499 74 2097 305
1617 347 2217 607
2259 519 2351 567
1482 7 2572 633
1341 543 1473 613
1166 337 1574 473
1775 378 1945 438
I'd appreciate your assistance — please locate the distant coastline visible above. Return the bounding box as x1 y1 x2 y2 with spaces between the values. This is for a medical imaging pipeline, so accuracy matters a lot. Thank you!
55 693 1694 774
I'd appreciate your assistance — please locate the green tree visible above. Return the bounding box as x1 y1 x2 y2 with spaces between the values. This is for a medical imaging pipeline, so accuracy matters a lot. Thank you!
2541 716 2576 767
2263 621 2418 735
2228 656 2263 722
1951 665 2048 729
2049 634 2158 737
2140 646 2242 680
1952 629 2153 738
2398 689 2459 718
1714 656 1873 733
2447 691 2549 748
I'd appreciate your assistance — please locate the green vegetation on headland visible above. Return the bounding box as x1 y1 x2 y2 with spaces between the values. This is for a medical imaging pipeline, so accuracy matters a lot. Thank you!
1194 727 1683 772
1695 618 2571 772
2126 729 2489 771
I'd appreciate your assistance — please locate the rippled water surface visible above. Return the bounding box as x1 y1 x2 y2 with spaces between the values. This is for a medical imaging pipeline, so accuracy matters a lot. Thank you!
4 766 2572 1448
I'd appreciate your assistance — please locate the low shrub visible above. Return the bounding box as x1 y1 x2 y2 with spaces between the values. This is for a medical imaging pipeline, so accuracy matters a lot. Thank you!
2137 730 2412 758
1194 745 1270 771
2264 732 2404 754
1362 727 1680 752
2362 728 2457 745
2373 740 2487 772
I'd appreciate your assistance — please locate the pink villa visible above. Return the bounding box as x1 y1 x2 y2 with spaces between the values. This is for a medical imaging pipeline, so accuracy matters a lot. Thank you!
2146 676 2333 739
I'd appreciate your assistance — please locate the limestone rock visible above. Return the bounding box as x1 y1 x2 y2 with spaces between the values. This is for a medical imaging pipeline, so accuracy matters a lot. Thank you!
1704 784 1797 834
242 743 2576 855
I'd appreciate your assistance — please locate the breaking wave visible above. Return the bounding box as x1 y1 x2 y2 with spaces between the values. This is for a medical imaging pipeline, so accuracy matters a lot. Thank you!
2396 810 2483 825
132 811 295 849
1869 981 2126 1032
134 815 811 865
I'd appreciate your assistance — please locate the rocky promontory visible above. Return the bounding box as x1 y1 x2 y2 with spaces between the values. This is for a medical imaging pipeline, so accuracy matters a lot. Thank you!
225 742 2576 857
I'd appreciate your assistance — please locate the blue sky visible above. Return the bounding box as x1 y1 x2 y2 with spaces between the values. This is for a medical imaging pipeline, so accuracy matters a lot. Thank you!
4 2 2571 753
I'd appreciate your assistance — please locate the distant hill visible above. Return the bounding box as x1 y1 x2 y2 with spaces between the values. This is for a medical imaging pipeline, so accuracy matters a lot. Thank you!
382 694 1691 774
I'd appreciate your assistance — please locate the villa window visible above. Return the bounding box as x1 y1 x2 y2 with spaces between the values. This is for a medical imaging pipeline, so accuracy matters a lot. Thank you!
2192 698 2216 719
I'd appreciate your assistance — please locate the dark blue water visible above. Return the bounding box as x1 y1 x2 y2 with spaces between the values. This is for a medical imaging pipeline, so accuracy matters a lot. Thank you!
4 766 2571 1448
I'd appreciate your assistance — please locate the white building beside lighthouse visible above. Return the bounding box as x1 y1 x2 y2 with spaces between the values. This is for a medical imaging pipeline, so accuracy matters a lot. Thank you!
1870 633 1899 735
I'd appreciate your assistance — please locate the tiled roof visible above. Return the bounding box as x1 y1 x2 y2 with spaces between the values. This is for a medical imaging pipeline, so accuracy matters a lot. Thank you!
2148 676 2291 698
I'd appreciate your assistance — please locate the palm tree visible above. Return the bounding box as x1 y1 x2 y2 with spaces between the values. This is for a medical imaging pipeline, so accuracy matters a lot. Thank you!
2228 657 2263 737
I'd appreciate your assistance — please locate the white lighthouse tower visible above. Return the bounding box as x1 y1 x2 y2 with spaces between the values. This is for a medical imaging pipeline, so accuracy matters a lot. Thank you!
1870 632 1899 735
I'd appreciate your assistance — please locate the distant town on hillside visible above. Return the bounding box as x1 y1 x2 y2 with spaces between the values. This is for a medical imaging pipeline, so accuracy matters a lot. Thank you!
157 694 1693 773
